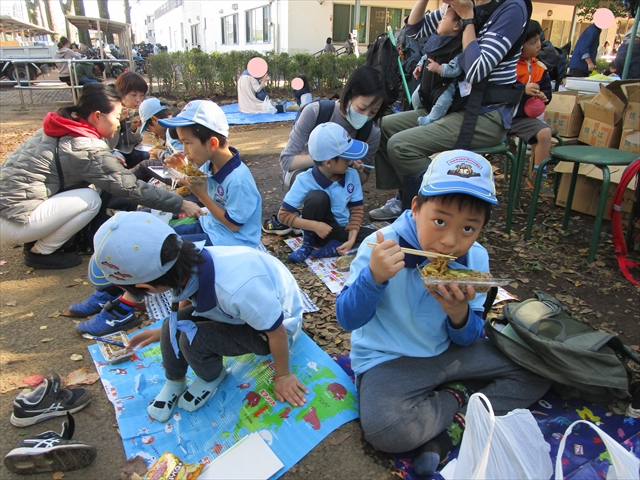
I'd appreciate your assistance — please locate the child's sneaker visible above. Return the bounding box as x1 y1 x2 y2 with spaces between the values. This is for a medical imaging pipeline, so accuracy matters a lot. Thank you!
10 373 92 427
67 290 120 318
75 300 140 336
262 215 292 236
4 413 97 475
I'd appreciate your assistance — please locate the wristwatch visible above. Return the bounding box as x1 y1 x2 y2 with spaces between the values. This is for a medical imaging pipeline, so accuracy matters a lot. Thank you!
461 18 475 29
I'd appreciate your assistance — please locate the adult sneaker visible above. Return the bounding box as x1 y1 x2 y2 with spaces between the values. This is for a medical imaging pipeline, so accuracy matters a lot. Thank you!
67 289 120 318
75 300 140 336
4 413 97 475
369 197 403 221
262 215 292 236
10 372 92 427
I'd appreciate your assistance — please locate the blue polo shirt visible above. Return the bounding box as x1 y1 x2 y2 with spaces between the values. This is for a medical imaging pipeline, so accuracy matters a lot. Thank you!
191 246 303 342
198 147 262 248
281 166 363 226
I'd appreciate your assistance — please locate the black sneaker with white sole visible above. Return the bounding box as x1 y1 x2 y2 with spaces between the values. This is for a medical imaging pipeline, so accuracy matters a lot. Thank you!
4 412 96 475
10 372 92 427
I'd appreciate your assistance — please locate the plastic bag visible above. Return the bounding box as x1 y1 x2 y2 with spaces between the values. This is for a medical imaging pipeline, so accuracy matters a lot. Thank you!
555 420 639 480
261 95 277 114
453 393 552 479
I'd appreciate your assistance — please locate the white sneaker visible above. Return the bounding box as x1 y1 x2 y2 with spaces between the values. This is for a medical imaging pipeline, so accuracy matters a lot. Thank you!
369 197 403 221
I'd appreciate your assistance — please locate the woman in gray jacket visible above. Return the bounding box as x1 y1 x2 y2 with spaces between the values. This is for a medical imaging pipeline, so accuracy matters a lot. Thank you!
55 36 83 86
0 83 202 270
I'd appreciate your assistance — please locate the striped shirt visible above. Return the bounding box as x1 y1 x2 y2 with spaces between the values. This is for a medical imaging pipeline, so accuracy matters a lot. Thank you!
406 0 527 86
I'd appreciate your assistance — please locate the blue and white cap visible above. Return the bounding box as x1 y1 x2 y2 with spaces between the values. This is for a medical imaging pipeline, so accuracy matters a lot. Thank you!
419 150 498 205
308 122 368 162
158 99 229 137
88 212 181 287
138 97 167 132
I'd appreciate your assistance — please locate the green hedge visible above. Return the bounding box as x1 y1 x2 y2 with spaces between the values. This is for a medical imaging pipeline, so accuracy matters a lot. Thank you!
146 50 366 98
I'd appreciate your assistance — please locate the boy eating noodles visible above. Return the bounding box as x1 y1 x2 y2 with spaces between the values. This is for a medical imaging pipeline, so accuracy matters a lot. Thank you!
91 211 309 422
279 122 374 262
159 100 262 249
336 150 550 476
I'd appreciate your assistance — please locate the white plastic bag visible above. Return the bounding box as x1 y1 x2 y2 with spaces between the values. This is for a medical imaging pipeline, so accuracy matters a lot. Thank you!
261 95 276 114
555 420 639 480
453 393 552 479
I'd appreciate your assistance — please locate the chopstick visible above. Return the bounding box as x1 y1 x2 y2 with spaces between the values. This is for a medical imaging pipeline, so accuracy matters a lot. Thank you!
365 242 456 260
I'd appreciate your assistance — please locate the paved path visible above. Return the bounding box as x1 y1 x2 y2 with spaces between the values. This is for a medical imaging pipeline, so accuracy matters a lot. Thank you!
0 84 74 109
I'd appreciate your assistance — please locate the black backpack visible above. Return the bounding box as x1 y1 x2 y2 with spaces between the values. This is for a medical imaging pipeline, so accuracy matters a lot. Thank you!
294 99 373 143
365 33 401 107
485 291 640 403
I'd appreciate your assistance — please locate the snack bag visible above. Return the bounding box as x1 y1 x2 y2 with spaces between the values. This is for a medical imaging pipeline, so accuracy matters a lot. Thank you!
144 452 203 480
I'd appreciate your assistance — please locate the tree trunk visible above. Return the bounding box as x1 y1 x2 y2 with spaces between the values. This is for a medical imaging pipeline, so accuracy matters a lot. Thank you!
97 0 114 44
123 0 133 42
60 0 73 39
72 0 91 47
25 0 40 26
42 0 54 32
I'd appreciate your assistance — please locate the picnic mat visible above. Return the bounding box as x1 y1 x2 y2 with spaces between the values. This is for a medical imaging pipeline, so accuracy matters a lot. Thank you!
332 354 640 480
220 103 298 125
88 329 358 478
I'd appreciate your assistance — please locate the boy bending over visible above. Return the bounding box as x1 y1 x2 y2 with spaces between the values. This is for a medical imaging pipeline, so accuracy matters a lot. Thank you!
336 150 550 476
91 211 308 422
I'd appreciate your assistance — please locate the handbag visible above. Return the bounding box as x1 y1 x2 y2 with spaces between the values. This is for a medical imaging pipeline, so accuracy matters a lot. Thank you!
452 393 552 479
555 420 639 480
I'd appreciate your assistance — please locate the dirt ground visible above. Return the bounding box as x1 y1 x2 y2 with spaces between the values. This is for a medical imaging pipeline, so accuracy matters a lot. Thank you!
0 89 638 480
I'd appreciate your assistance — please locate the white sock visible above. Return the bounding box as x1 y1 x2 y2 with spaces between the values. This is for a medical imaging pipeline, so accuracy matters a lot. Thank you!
178 370 227 412
147 379 186 422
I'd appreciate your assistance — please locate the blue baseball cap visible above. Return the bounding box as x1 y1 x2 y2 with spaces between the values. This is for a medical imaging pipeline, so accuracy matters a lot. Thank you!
139 97 167 132
158 100 229 137
308 122 369 162
419 150 498 205
88 212 182 287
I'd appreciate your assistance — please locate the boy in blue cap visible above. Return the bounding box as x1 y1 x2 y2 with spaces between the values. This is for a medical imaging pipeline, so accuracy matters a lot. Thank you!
278 122 374 262
91 211 309 422
336 150 550 476
159 99 262 249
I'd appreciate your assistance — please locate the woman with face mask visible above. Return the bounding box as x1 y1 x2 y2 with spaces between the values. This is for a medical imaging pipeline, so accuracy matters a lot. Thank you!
262 66 386 235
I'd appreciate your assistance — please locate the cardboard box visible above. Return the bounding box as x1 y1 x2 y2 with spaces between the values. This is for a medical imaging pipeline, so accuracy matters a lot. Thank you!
555 161 636 221
543 91 591 138
578 103 623 148
619 130 640 154
621 83 640 131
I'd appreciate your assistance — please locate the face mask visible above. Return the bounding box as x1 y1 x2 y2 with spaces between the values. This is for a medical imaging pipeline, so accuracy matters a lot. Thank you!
346 104 370 130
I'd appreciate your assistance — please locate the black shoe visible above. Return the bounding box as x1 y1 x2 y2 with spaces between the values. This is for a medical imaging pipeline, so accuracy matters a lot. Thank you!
24 250 82 270
10 372 92 427
4 413 96 475
23 241 35 253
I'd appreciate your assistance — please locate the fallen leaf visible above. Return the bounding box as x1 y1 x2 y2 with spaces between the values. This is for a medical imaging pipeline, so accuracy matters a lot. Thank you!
39 325 48 330
330 432 351 446
82 281 89 286
515 276 530 284
18 429 29 436
69 354 83 361
53 472 64 479
120 456 148 480
48 311 61 318
65 283 79 288
508 282 519 289
74 278 83 283
66 367 100 387
41 338 53 343
6 301 16 307
23 374 45 387
0 260 6 266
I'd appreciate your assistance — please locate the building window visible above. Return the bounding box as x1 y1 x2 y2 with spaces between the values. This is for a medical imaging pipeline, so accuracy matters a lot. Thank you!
191 24 199 46
332 4 367 44
245 5 270 44
221 14 238 45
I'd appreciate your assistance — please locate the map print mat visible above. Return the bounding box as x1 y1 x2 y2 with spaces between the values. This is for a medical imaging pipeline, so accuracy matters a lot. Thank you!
88 329 359 479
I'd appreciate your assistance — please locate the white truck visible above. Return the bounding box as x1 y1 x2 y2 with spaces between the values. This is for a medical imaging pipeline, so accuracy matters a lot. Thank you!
0 16 57 83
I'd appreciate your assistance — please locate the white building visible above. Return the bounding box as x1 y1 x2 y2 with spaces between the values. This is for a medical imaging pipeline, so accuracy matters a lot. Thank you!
144 14 156 44
151 0 633 56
